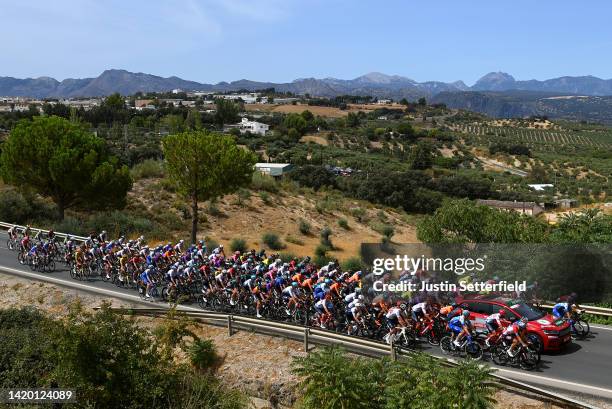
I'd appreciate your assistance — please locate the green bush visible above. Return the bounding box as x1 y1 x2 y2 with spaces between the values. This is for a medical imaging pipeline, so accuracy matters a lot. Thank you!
338 218 349 230
299 219 312 235
189 338 222 374
251 172 279 193
204 236 219 251
350 207 367 223
0 306 248 409
320 226 333 248
0 188 56 224
292 347 496 409
314 244 329 258
285 235 304 245
262 232 284 250
341 257 363 272
230 238 247 253
130 159 165 180
259 191 272 205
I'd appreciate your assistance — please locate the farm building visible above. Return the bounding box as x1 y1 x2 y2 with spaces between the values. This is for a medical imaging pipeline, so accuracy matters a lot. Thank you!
255 163 293 178
239 118 269 136
477 200 544 217
554 198 579 209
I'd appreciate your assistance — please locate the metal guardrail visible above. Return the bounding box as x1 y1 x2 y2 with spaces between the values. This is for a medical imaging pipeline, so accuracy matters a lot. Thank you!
0 222 88 243
1 220 612 319
106 307 599 409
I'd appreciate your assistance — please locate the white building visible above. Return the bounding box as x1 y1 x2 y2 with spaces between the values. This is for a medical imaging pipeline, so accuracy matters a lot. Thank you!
377 99 392 105
239 117 269 135
255 163 293 177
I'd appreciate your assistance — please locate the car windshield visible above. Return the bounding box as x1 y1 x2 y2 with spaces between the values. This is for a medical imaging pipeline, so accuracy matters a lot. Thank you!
508 302 545 320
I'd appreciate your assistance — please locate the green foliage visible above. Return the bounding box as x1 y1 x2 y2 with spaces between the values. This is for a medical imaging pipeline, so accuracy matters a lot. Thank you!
131 159 165 180
292 348 496 409
299 218 312 235
284 113 308 135
230 238 247 253
550 208 612 243
337 217 349 230
0 305 247 409
262 232 284 250
290 165 337 191
214 98 241 125
292 347 386 409
251 171 279 193
259 191 272 205
417 199 548 243
0 116 132 219
350 207 367 222
341 257 363 272
320 226 333 248
409 141 435 170
0 187 56 224
188 338 223 374
162 130 256 243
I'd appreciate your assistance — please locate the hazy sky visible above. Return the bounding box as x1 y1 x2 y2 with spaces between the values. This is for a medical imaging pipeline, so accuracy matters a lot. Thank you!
2 0 611 85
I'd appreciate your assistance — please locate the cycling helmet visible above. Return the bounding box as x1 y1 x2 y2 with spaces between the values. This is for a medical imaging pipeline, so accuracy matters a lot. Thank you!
355 287 361 294
250 275 256 280
517 320 527 329
462 310 470 317
498 309 506 317
399 303 407 311
324 278 331 284
292 281 298 287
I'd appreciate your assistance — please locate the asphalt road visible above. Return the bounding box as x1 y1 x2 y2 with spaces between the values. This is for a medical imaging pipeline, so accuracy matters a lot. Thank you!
0 231 611 400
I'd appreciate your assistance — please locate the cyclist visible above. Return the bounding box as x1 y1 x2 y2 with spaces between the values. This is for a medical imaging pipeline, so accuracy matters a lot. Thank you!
314 293 334 327
140 266 155 298
282 281 302 315
450 310 473 347
384 303 409 344
7 225 18 241
552 301 572 319
504 317 530 357
484 309 507 347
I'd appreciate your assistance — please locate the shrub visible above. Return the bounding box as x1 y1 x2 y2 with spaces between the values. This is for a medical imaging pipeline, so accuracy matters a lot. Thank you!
251 172 279 193
262 232 284 250
279 252 299 262
381 225 395 240
204 236 218 251
341 257 363 272
189 338 223 374
285 235 304 245
314 244 328 258
259 191 271 205
130 159 165 180
299 219 312 235
207 199 222 216
320 226 333 248
235 188 251 206
230 238 247 253
338 218 349 230
350 207 367 223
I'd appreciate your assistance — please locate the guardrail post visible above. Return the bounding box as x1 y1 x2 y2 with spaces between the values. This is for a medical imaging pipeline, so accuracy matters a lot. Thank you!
227 315 233 336
390 338 397 361
304 327 309 353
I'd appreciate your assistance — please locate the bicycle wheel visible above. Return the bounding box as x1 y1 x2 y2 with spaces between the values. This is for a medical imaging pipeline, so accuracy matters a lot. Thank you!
46 260 56 273
572 320 590 339
491 345 509 366
7 239 14 251
464 341 483 360
440 336 453 355
519 347 540 370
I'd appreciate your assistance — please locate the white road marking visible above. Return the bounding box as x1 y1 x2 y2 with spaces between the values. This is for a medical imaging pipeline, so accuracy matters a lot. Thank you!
591 325 612 331
495 368 612 396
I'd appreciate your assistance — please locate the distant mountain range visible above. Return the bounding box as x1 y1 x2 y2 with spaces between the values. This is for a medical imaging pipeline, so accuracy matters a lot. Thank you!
3 69 612 99
4 69 612 121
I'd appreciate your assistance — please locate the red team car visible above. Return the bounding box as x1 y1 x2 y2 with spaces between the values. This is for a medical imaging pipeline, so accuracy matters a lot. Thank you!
456 295 572 352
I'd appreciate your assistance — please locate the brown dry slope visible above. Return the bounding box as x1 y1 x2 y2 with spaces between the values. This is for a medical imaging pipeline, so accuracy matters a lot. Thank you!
130 177 418 261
